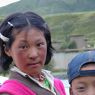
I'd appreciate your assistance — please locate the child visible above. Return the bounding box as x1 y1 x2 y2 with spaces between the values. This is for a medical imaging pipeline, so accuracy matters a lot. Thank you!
0 12 66 95
67 50 95 95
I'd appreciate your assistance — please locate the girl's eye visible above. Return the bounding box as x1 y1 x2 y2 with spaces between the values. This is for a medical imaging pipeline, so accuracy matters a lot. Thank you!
19 45 28 49
36 42 45 47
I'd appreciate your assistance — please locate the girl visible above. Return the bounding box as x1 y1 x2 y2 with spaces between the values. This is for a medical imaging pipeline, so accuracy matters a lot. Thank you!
0 11 66 95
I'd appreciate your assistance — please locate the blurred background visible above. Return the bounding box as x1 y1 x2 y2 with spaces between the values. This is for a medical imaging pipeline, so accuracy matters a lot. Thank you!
0 0 95 78
0 0 95 94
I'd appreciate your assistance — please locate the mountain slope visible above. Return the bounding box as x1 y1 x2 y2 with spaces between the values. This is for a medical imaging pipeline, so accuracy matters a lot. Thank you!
0 0 95 16
44 11 95 48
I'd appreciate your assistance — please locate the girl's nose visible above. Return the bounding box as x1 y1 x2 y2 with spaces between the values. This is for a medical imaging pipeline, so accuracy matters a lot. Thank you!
28 47 38 59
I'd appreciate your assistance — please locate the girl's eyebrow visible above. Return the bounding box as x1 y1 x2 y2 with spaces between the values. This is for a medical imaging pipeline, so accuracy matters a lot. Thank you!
36 39 45 42
18 40 28 43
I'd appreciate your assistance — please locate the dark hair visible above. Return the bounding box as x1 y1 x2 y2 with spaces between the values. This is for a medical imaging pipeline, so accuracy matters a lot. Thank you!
0 11 54 71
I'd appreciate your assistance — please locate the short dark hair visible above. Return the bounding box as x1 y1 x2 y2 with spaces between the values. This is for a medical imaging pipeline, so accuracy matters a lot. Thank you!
0 12 54 71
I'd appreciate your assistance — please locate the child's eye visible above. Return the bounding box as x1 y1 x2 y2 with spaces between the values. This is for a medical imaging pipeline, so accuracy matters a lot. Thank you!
77 87 86 92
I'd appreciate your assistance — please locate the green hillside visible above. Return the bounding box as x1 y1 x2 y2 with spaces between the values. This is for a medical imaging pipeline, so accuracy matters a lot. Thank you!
45 11 95 49
0 0 95 16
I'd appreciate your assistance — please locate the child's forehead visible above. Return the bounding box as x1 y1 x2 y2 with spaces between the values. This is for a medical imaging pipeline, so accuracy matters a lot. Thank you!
81 63 95 70
71 76 95 85
12 27 44 36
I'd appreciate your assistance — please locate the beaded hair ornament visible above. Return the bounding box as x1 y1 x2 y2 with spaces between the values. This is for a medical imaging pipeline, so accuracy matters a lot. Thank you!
0 22 13 42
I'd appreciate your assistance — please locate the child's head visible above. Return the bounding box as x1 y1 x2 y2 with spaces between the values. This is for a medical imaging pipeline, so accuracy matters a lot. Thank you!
0 12 53 73
67 51 95 95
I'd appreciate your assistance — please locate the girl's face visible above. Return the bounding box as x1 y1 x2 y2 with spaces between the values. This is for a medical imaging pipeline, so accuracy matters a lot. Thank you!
70 64 95 95
6 27 47 76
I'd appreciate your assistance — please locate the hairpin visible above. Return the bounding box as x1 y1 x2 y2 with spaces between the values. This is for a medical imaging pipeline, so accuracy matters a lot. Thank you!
43 23 47 28
8 21 13 27
0 33 9 42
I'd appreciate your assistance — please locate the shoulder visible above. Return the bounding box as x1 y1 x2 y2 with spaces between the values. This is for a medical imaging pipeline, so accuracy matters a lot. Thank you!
54 78 66 95
0 79 36 95
0 80 24 94
54 78 64 86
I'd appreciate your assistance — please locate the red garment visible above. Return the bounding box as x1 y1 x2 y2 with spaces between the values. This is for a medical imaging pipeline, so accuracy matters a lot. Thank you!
0 79 66 95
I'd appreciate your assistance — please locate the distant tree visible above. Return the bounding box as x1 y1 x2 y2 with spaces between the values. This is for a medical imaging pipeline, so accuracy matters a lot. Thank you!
68 41 77 49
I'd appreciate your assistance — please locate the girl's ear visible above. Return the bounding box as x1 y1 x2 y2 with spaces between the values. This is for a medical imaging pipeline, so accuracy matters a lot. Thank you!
4 46 11 57
69 87 73 95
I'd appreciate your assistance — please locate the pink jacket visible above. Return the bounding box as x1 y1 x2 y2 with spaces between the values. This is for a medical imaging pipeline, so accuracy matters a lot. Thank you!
0 79 66 95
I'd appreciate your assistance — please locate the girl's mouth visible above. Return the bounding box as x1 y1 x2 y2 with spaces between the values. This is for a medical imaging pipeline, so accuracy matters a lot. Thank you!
27 62 40 68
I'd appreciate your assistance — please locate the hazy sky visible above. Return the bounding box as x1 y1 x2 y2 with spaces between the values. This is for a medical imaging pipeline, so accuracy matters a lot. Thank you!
0 0 20 7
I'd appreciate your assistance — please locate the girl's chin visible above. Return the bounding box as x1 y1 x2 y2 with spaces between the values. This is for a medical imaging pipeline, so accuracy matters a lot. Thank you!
28 70 42 76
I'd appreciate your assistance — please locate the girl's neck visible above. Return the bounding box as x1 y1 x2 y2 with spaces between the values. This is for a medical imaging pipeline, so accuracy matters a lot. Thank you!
31 73 45 82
